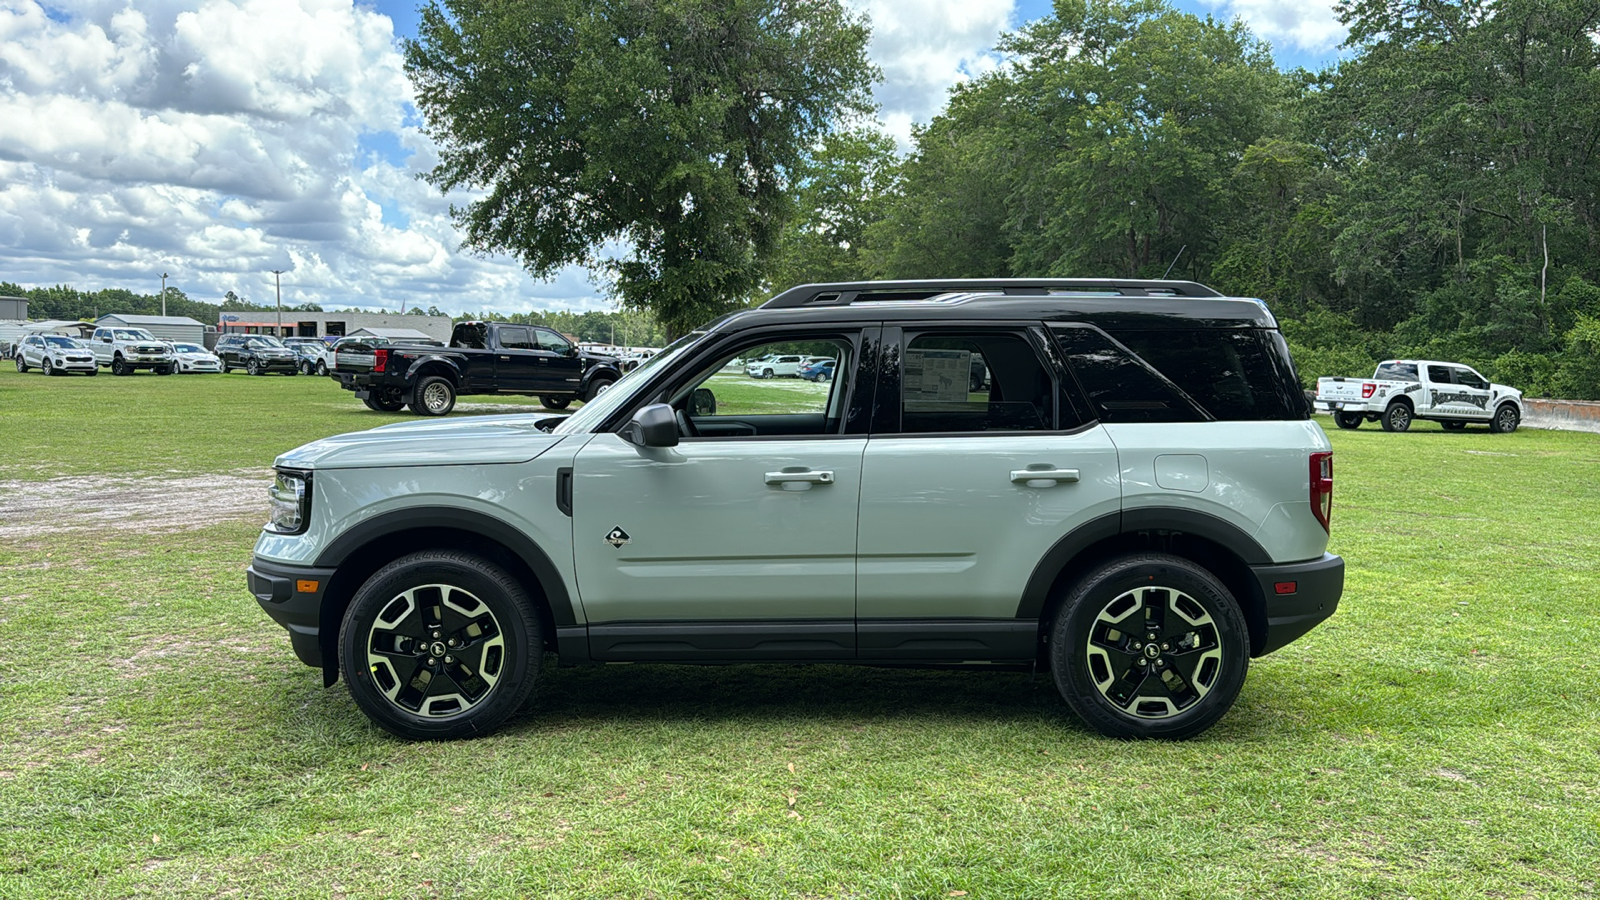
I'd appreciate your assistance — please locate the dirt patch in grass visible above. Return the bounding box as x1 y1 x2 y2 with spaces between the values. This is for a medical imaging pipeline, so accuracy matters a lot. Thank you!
0 470 271 538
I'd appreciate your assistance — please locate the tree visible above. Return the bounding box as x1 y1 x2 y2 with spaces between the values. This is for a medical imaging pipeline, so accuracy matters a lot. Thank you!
406 0 878 335
766 127 899 287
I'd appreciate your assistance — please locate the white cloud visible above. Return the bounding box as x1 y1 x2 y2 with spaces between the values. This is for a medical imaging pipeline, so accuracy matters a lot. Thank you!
0 0 1019 315
1200 0 1346 53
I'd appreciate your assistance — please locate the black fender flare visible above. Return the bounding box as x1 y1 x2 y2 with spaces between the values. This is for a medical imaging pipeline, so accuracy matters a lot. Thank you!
404 355 464 386
1016 507 1272 620
313 506 576 626
581 364 624 393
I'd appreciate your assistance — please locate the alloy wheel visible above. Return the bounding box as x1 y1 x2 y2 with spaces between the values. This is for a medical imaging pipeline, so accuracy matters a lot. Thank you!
363 583 506 718
1083 585 1224 720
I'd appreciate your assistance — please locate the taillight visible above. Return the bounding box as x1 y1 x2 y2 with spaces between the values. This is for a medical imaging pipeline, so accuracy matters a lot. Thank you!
373 348 388 373
1310 451 1333 532
1361 383 1376 399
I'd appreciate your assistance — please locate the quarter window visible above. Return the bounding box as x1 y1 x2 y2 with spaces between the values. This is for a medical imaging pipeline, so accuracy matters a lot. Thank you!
1105 329 1302 421
1052 326 1204 423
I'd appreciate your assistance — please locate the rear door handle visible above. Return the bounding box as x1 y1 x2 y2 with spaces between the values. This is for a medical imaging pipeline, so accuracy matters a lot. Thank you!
765 470 835 485
1011 468 1080 484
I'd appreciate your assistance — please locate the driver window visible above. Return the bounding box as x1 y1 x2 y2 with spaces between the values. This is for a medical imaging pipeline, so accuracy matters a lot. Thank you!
534 329 571 353
1453 368 1488 389
668 337 853 437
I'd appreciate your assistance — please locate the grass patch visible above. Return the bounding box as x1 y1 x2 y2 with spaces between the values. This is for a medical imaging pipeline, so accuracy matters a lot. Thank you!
2 363 1598 897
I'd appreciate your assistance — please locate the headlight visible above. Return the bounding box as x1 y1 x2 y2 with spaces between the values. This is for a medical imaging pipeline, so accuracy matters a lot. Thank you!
267 469 312 535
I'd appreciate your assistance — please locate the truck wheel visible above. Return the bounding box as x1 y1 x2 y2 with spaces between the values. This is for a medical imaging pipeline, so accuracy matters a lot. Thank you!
1490 403 1520 434
540 396 571 410
1381 402 1412 432
582 375 616 402
364 392 406 412
339 550 543 740
1440 421 1466 431
112 357 129 376
156 364 173 375
1050 553 1248 740
411 375 456 416
1333 411 1363 430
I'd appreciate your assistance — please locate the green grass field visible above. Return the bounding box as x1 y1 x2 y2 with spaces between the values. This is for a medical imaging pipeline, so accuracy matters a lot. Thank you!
1 364 1597 898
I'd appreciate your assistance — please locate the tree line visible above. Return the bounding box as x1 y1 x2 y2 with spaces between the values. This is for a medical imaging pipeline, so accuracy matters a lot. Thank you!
760 0 1600 397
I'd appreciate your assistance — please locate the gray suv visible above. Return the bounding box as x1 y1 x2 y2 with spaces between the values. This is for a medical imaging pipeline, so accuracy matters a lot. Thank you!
248 279 1342 740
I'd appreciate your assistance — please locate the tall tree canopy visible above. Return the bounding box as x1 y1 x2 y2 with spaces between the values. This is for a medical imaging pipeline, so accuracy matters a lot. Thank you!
406 0 878 335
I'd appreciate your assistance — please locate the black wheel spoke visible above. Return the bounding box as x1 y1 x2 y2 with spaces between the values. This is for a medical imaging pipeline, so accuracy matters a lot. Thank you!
362 580 508 719
1139 589 1168 637
1105 662 1154 709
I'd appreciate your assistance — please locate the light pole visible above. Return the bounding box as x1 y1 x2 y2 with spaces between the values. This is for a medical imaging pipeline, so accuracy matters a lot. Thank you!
160 272 168 317
270 269 285 336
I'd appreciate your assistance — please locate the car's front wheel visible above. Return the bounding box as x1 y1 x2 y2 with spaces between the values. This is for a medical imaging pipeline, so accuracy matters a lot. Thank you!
42 359 55 376
340 551 543 739
111 357 129 376
1050 553 1249 740
583 375 615 402
14 356 25 373
1490 403 1520 434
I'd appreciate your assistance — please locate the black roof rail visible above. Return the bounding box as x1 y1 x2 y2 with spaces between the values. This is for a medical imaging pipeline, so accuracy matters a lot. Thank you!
759 278 1223 309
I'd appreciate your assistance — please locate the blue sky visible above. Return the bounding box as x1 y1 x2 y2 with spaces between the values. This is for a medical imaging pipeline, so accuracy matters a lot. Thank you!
0 0 1347 316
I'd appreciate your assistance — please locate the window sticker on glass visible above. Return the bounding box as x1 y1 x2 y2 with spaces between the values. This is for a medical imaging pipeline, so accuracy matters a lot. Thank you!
905 349 972 402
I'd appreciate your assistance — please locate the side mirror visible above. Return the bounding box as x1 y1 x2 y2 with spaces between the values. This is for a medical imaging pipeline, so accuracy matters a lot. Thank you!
619 403 679 448
689 387 717 417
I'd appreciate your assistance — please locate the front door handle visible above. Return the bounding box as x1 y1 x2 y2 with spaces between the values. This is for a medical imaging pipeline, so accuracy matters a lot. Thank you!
1011 468 1080 485
765 470 835 485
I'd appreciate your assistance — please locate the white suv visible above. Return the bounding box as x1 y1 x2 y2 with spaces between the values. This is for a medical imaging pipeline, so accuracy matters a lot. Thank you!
15 334 98 375
745 354 805 378
249 278 1343 741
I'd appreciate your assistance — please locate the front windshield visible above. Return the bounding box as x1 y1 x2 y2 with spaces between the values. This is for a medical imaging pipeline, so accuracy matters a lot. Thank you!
172 343 205 353
44 336 79 348
553 331 707 434
114 330 155 341
246 337 284 349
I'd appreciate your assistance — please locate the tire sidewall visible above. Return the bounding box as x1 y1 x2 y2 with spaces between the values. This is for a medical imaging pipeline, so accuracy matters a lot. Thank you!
1491 404 1520 434
1050 553 1249 740
412 375 456 415
1382 403 1411 432
339 552 542 740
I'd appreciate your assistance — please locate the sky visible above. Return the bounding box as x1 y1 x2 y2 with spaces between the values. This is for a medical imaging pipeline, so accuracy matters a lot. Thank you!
0 0 1347 318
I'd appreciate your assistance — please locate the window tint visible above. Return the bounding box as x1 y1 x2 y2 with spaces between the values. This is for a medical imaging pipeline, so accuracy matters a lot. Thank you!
1427 365 1452 384
1375 362 1419 382
1454 368 1488 389
894 332 1065 433
1052 326 1204 423
1105 328 1300 421
534 329 571 353
498 326 532 350
666 337 853 434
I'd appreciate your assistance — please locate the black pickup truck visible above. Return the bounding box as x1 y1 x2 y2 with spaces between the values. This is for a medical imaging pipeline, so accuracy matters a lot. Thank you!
333 321 625 415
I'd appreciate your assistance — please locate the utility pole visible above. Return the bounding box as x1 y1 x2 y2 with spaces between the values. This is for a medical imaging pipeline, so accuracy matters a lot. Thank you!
160 272 168 316
270 269 285 336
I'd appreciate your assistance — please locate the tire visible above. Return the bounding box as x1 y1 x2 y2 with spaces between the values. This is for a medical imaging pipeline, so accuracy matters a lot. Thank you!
339 550 543 740
1381 402 1412 432
363 392 407 412
221 362 231 374
1049 553 1249 740
87 367 97 377
316 360 328 376
762 368 774 379
156 364 172 375
247 358 264 376
14 357 24 373
583 375 615 403
112 357 129 376
42 359 54 376
1440 421 1466 431
1333 411 1363 430
300 361 314 375
1490 403 1520 434
540 396 571 410
411 375 456 416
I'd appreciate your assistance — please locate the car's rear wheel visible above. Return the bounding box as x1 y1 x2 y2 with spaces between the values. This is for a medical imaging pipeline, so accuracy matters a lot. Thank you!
1490 403 1520 434
411 375 456 416
339 551 543 740
540 396 571 410
1381 402 1412 432
1050 553 1249 740
1334 411 1363 429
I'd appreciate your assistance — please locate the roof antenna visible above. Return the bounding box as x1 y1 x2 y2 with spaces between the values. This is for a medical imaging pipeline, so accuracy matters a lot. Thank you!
1161 245 1187 280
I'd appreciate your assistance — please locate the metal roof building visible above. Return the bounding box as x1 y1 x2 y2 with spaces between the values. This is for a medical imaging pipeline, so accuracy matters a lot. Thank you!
348 326 436 341
95 314 208 344
217 311 452 342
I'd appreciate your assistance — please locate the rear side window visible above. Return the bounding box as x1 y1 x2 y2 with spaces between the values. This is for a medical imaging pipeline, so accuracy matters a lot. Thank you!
1105 329 1302 421
1427 364 1452 383
1051 326 1204 424
1376 362 1419 382
498 327 533 350
892 331 1078 433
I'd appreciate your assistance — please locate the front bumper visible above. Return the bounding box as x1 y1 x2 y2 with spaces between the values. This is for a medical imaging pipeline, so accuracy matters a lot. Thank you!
248 557 339 668
176 359 222 373
52 358 98 372
120 355 174 369
1250 552 1344 656
248 357 300 372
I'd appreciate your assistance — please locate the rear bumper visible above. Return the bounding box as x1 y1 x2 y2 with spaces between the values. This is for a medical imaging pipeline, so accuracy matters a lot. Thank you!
248 557 338 668
1250 553 1343 656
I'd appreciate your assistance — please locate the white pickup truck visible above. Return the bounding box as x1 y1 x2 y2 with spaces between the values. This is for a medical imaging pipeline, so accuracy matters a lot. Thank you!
1314 360 1524 433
